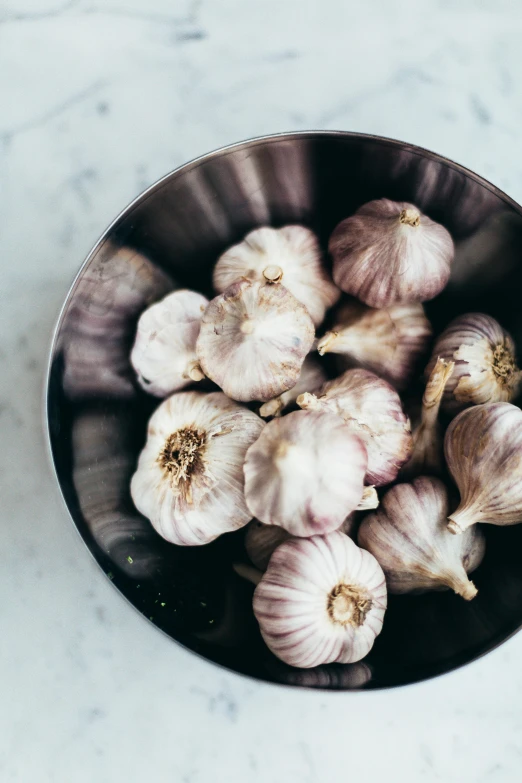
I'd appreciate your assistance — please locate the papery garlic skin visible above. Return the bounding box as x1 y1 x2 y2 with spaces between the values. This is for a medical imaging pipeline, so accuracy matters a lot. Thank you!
426 313 522 414
317 300 432 390
297 369 412 486
244 410 368 536
259 356 327 418
196 278 315 403
130 290 209 397
358 477 484 600
213 226 340 326
445 402 522 534
329 199 454 308
131 391 264 546
253 532 387 668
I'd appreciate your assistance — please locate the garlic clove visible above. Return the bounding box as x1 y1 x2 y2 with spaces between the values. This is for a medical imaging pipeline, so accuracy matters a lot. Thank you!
445 402 522 534
130 289 209 397
253 532 387 668
425 313 522 414
244 409 368 536
358 477 484 600
196 278 315 403
259 356 327 418
317 299 432 390
213 225 340 326
329 199 454 308
297 368 413 486
130 391 264 546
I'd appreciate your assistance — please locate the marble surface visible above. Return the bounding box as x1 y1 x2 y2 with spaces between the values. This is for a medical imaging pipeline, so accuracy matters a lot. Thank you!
3 0 522 780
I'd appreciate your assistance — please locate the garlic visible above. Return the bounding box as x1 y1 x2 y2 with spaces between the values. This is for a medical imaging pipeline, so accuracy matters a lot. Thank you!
358 477 485 600
213 225 339 326
297 369 412 486
253 532 387 667
445 402 522 534
425 313 522 414
196 278 315 403
130 289 209 397
244 409 368 536
130 391 264 545
259 356 327 418
317 299 432 390
402 357 454 477
329 199 454 308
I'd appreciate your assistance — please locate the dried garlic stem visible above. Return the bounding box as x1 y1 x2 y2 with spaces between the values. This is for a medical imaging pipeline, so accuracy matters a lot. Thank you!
317 331 339 356
450 576 478 601
263 265 284 284
185 360 205 382
447 508 477 536
358 486 379 510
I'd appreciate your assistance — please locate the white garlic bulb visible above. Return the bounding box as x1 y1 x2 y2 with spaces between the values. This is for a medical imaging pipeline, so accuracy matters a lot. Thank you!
358 477 485 600
425 313 522 414
329 199 454 308
445 402 522 534
244 409 368 536
130 391 264 545
196 278 315 403
259 356 327 418
130 289 209 397
317 299 432 390
297 369 412 486
213 225 339 326
253 532 387 668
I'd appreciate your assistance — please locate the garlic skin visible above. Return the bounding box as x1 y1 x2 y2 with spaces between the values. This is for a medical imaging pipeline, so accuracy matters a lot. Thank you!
297 369 413 486
130 289 208 397
130 391 264 546
213 226 339 326
253 532 387 668
445 402 522 534
244 410 368 536
259 356 327 418
426 313 522 414
196 278 315 403
358 477 485 600
329 199 454 308
317 299 432 390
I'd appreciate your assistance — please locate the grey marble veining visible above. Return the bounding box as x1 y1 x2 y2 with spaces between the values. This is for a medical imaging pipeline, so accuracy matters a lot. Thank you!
2 0 522 781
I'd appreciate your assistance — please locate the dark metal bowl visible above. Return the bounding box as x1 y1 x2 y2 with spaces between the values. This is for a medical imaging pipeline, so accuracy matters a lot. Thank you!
46 131 522 690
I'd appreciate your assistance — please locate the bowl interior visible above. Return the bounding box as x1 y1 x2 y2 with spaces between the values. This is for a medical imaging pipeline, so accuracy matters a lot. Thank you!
47 132 522 690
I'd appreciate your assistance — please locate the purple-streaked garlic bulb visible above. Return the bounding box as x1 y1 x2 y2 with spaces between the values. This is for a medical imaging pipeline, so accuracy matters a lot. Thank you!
425 313 522 414
253 532 387 668
213 225 339 326
196 278 315 402
259 356 327 418
329 199 454 308
445 402 522 535
358 477 485 600
243 410 368 536
297 369 413 486
130 391 264 546
130 289 209 397
317 299 432 390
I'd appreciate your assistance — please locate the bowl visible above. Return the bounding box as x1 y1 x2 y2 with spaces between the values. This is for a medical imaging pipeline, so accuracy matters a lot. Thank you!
46 131 522 690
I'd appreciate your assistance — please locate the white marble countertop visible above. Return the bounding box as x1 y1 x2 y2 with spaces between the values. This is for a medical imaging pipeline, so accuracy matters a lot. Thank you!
3 1 522 780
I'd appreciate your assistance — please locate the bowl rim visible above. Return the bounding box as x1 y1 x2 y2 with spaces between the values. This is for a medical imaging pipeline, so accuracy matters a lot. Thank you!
44 129 522 692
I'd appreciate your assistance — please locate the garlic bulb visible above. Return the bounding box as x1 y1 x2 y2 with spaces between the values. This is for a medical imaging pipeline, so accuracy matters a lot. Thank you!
358 477 485 600
244 410 368 536
259 356 327 418
130 391 264 545
425 313 522 413
317 299 432 390
402 357 454 477
329 199 454 308
253 532 387 667
130 289 208 397
445 402 522 534
213 225 339 326
297 369 412 486
196 278 315 403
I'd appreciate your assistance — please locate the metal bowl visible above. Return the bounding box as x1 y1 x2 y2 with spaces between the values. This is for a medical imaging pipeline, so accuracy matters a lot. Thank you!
46 131 522 690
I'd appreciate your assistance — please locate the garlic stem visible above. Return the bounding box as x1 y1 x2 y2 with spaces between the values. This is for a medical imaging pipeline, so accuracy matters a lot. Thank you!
421 357 454 429
316 331 339 356
185 361 205 382
233 562 263 586
263 265 283 283
258 398 284 418
357 486 379 510
450 576 478 601
447 507 478 536
296 392 319 410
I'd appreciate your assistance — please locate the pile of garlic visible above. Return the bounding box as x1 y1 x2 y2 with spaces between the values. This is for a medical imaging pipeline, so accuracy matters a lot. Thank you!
128 203 522 672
